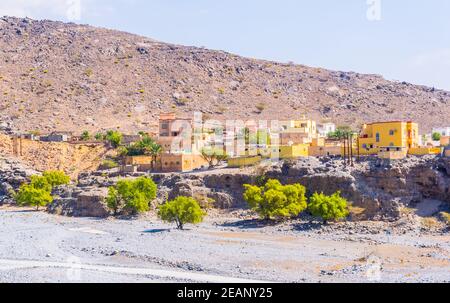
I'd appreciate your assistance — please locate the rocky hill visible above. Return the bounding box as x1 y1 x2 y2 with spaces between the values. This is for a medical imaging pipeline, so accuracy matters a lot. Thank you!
0 133 108 177
0 16 449 134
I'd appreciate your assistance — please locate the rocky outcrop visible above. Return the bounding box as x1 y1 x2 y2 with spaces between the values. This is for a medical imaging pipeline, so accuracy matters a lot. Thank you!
0 157 38 204
47 187 110 218
40 156 450 220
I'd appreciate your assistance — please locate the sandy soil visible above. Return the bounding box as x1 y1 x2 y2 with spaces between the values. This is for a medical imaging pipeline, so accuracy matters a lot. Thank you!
0 206 448 283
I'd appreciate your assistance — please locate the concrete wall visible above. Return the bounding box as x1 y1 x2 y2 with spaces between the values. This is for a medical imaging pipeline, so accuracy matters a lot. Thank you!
228 156 262 168
409 147 441 156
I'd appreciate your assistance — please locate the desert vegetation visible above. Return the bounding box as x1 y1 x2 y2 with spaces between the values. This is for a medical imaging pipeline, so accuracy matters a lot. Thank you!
158 196 205 230
243 179 349 223
14 171 70 210
106 177 157 216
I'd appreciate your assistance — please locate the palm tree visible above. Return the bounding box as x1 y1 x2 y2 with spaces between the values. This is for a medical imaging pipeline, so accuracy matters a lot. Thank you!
145 142 163 171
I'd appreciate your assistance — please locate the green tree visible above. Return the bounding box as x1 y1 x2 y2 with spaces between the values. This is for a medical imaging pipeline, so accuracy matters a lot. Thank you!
308 192 349 224
126 136 162 164
201 148 228 168
327 126 353 140
81 131 91 141
158 196 205 230
432 132 442 142
243 179 307 220
29 175 52 192
14 184 53 210
145 141 163 170
106 177 157 215
105 130 123 148
42 171 70 187
106 187 121 216
116 146 129 158
14 171 70 210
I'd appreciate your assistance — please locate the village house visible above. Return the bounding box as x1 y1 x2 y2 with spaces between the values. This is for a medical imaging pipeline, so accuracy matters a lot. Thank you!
121 113 212 173
123 153 209 173
358 121 419 155
440 136 450 147
433 127 450 137
278 118 318 145
157 113 193 154
317 122 336 138
40 131 73 142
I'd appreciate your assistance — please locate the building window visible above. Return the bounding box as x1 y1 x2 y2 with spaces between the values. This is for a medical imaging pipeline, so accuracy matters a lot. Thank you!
389 130 395 136
376 133 380 143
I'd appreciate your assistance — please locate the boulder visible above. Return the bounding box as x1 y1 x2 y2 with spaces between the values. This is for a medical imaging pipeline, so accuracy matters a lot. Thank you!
48 187 110 218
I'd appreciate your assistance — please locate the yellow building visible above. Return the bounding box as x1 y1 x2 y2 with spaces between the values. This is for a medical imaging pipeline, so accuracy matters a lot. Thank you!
358 121 419 155
257 144 309 159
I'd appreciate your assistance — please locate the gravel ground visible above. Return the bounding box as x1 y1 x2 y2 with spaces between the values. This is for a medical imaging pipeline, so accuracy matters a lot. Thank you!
0 206 449 283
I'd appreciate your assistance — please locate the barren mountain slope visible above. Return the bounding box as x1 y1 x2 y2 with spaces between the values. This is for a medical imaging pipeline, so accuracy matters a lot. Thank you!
0 16 449 134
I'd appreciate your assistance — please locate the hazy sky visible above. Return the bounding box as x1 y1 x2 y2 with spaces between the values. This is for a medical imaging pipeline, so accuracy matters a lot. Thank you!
1 0 450 90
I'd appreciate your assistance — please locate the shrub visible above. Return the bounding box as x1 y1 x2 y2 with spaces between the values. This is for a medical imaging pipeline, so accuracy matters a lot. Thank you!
432 132 442 141
439 212 450 227
308 192 349 223
116 146 129 158
158 196 205 230
81 131 91 141
243 179 307 220
255 103 266 113
95 133 104 141
201 148 228 168
105 130 122 148
13 171 69 210
85 68 93 77
42 171 70 188
100 160 119 170
106 177 157 215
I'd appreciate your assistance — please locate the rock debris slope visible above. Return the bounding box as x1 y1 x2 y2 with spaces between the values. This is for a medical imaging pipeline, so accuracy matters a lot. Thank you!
0 16 449 134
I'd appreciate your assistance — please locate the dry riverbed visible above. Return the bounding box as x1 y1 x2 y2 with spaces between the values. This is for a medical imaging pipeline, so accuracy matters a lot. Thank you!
0 206 449 283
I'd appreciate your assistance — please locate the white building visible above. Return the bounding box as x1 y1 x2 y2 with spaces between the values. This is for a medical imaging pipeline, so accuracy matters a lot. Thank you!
317 122 336 138
433 127 450 137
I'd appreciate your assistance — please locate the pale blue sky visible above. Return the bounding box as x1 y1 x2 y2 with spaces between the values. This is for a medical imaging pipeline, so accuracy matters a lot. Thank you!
1 0 450 90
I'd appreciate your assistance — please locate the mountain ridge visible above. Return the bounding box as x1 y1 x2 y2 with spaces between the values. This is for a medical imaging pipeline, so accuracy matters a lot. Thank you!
0 16 449 134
